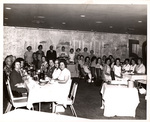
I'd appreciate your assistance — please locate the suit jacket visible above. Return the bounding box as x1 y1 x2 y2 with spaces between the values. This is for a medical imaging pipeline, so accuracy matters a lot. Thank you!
46 50 57 61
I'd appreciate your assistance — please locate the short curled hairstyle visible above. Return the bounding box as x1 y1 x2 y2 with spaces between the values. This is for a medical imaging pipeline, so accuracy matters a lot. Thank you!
96 57 102 64
59 59 67 68
27 46 32 50
105 58 111 64
38 45 43 49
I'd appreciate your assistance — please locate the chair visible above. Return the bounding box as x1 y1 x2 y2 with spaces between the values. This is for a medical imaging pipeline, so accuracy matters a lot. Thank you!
54 82 78 117
5 77 33 113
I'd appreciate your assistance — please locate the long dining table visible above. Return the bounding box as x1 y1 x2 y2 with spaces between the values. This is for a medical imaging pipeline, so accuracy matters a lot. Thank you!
24 77 72 112
122 73 147 84
101 83 140 117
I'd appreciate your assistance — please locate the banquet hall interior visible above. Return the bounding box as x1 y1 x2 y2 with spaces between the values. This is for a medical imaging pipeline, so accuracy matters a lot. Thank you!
2 3 148 120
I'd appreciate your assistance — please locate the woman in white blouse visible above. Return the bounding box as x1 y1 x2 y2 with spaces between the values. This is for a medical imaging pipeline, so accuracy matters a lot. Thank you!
103 58 111 82
122 58 131 73
52 59 61 80
129 58 137 73
134 57 146 74
52 60 72 108
113 58 123 80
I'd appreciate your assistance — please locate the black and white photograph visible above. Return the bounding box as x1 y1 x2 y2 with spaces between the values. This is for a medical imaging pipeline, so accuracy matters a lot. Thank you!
1 0 149 122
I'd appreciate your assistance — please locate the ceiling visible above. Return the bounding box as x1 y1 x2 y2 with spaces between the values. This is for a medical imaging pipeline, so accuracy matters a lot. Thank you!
4 4 147 35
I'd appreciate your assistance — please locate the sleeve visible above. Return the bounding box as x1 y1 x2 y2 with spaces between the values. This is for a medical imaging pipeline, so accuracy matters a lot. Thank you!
141 65 146 74
10 72 26 93
10 72 18 91
42 51 45 57
54 51 57 59
46 51 48 60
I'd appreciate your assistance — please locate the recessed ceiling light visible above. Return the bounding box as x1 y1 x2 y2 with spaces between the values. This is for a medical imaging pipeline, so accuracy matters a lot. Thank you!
127 27 134 31
5 7 11 10
80 15 85 18
62 22 66 25
4 18 8 20
109 26 113 28
138 20 142 23
37 16 45 19
96 21 102 24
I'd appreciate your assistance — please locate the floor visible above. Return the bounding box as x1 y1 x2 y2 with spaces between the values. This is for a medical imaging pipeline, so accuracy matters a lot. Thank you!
3 78 147 120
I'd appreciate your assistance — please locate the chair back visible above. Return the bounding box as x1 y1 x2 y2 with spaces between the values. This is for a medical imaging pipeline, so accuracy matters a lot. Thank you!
5 77 14 103
70 82 78 104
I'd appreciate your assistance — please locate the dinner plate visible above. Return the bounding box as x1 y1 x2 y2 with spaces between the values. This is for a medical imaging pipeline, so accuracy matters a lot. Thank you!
40 79 47 83
111 80 127 85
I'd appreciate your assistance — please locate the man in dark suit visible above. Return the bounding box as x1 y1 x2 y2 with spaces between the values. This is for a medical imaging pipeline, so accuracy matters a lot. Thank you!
46 45 57 61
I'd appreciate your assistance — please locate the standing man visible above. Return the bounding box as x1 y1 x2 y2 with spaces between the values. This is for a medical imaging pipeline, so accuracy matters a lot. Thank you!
46 45 57 61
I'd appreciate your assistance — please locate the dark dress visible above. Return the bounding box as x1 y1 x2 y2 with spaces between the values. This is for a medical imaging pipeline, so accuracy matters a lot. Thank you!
10 69 27 97
47 66 55 78
36 50 45 57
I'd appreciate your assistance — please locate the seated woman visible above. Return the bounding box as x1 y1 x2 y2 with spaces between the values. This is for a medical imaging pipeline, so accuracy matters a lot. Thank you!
134 57 146 74
52 60 72 108
90 56 97 79
37 54 42 70
95 57 103 85
4 55 13 77
129 58 137 73
41 56 48 73
52 59 61 80
3 55 13 101
32 52 38 70
55 60 71 83
74 54 81 77
58 46 69 62
82 56 93 83
68 48 75 64
103 58 111 82
78 55 85 78
15 58 25 76
10 59 27 97
47 59 55 78
122 58 131 73
113 58 123 80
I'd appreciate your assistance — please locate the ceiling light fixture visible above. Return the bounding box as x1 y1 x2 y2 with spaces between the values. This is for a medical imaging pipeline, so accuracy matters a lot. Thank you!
109 26 113 28
96 21 102 24
127 27 134 31
37 16 45 19
62 22 66 25
4 18 8 20
80 15 85 18
138 20 142 23
5 7 11 10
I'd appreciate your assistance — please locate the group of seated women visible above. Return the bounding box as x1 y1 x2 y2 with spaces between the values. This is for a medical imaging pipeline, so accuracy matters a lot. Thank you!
3 53 71 98
3 44 146 98
74 54 146 84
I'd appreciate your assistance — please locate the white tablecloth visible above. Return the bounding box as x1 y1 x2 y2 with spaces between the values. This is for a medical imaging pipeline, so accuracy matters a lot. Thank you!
123 74 147 84
25 79 72 109
2 109 91 122
101 83 139 117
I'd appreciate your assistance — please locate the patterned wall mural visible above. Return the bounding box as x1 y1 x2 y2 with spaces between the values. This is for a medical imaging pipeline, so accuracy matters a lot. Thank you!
3 26 146 61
